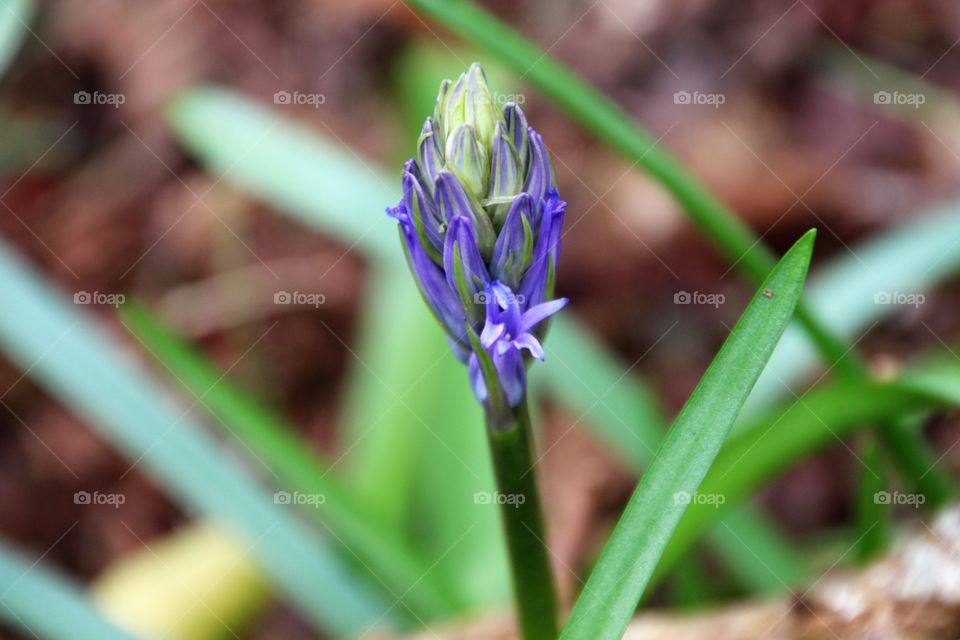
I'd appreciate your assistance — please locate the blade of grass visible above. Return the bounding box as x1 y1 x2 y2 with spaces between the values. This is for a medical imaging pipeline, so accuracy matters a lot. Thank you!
0 0 32 78
745 199 960 416
655 358 960 581
0 538 141 640
0 540 142 640
561 231 816 640
544 316 808 592
166 86 809 596
705 507 807 592
118 298 460 619
0 238 390 636
338 269 446 529
854 441 890 562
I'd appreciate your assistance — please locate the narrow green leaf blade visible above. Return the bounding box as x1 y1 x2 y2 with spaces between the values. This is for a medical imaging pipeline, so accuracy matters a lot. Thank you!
655 357 960 579
118 297 459 620
0 238 389 636
166 87 398 261
0 538 141 640
562 231 815 640
746 201 960 415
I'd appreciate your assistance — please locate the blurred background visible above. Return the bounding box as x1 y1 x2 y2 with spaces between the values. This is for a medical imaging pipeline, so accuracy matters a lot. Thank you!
3 0 960 638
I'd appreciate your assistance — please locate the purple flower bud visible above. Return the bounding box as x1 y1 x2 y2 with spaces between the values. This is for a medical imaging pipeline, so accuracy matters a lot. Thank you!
504 103 530 165
388 64 568 413
519 190 565 308
487 123 523 227
402 164 443 263
445 124 489 199
435 171 496 257
397 215 464 342
444 215 490 326
491 194 534 290
523 129 554 212
417 118 443 194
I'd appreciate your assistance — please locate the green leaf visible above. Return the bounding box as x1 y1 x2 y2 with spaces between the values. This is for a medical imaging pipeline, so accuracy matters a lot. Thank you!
854 440 891 562
0 238 389 636
166 87 398 261
655 361 960 579
543 316 807 592
561 231 815 640
745 200 960 416
119 297 459 620
0 538 141 640
0 0 32 79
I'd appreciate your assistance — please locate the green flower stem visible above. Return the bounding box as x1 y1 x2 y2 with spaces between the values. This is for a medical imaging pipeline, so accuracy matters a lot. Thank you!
406 0 951 505
486 400 559 640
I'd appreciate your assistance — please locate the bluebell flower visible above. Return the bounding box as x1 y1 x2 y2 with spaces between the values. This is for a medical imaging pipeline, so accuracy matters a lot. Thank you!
388 63 567 415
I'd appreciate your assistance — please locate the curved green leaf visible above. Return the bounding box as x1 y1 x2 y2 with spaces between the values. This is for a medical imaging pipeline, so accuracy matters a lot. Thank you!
562 231 815 639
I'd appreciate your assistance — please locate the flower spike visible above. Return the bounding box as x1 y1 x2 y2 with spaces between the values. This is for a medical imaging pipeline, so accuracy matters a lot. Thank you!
387 63 567 412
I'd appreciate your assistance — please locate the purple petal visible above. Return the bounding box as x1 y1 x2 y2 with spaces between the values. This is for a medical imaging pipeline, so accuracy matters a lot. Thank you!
521 297 568 331
481 320 506 349
468 353 488 403
492 346 526 407
513 333 545 360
